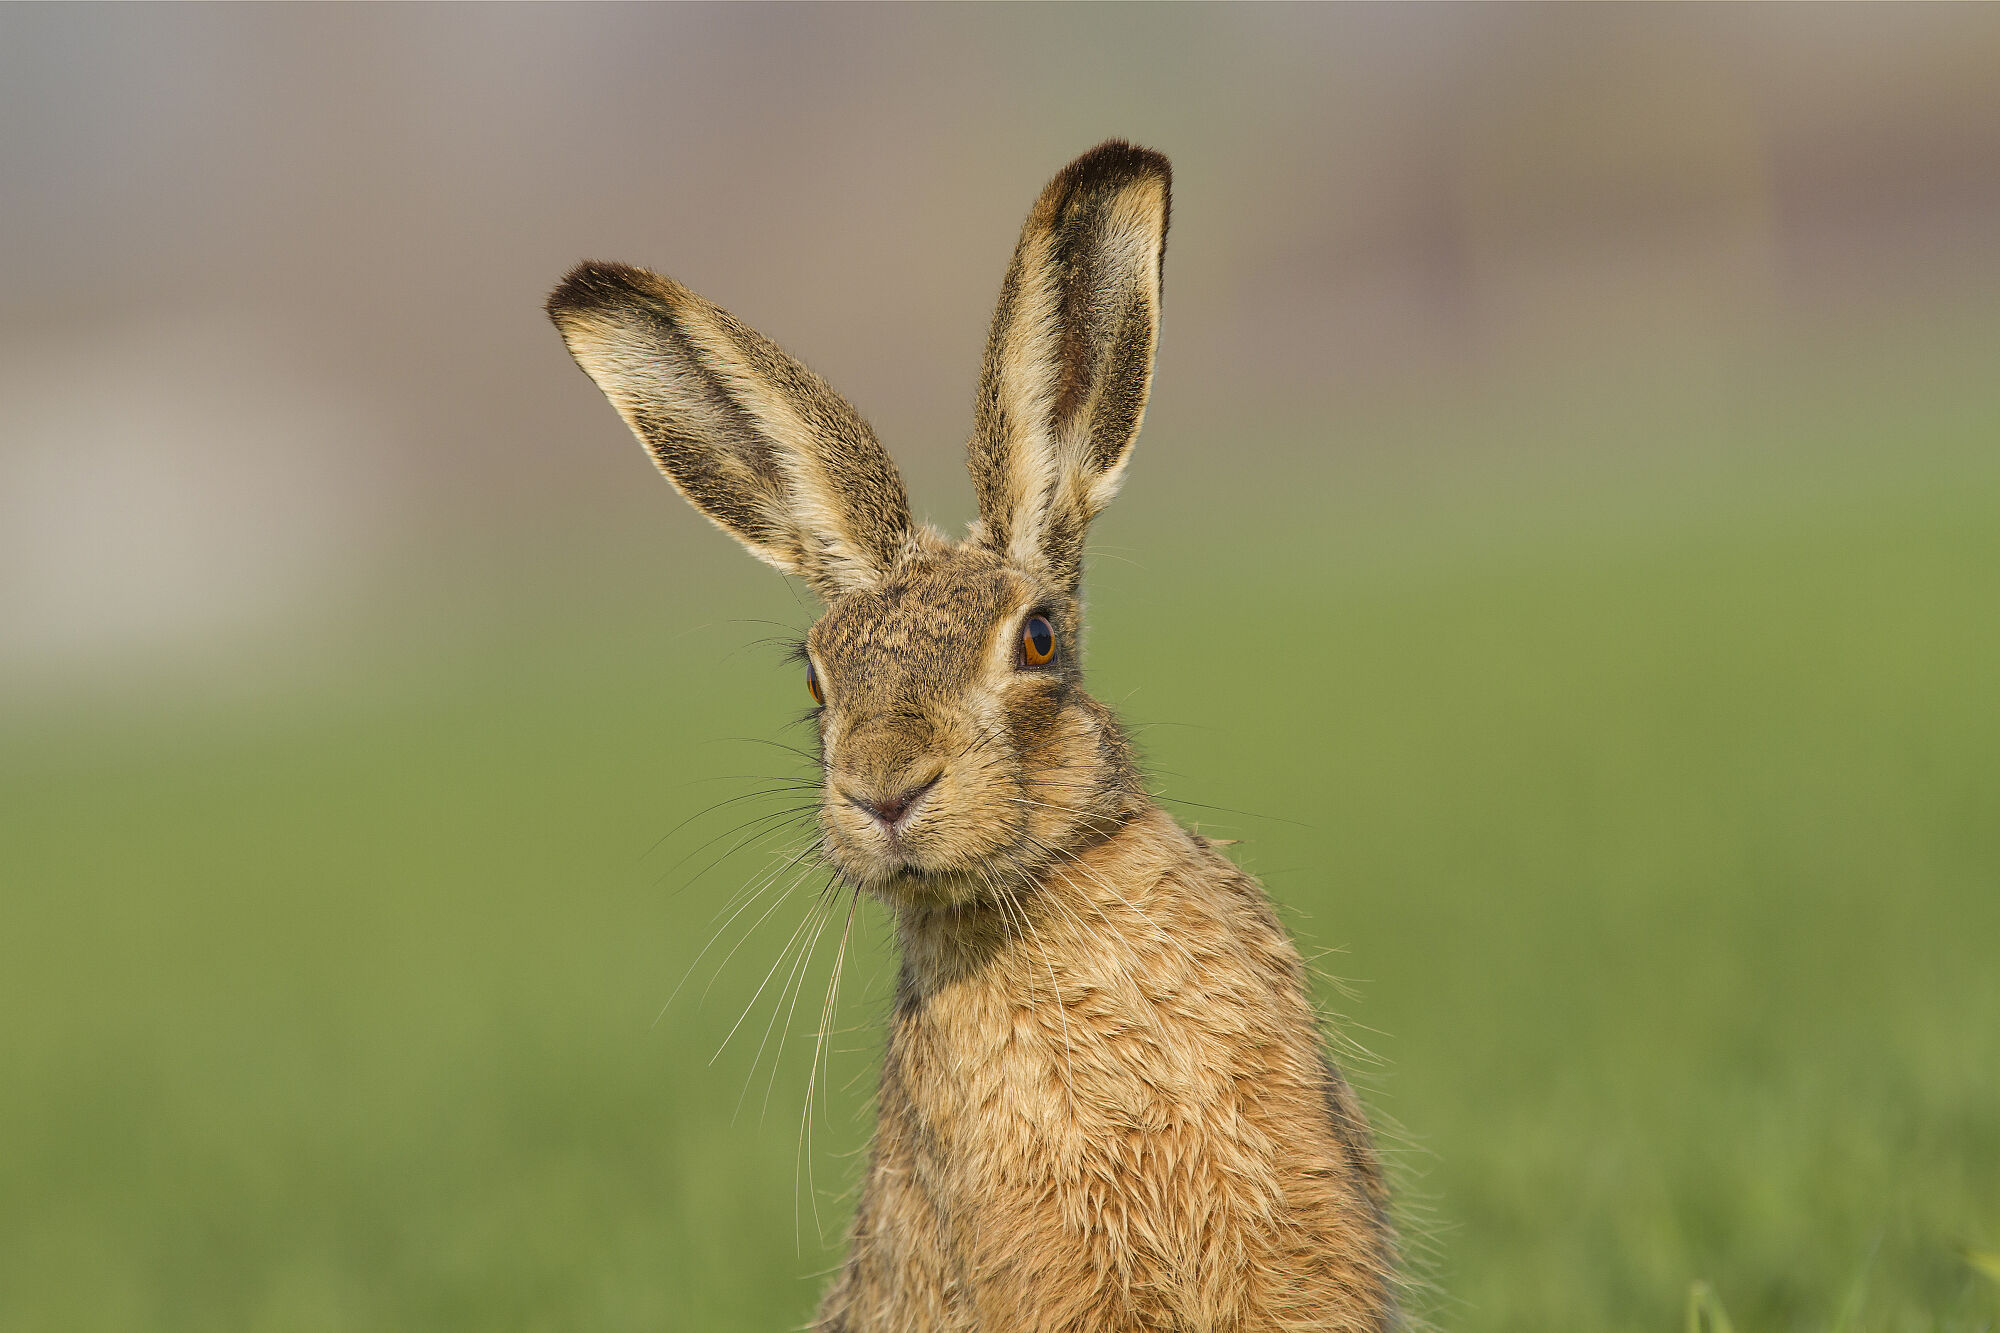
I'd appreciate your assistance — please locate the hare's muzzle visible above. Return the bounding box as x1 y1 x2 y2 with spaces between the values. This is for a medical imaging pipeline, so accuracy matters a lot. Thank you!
840 772 941 833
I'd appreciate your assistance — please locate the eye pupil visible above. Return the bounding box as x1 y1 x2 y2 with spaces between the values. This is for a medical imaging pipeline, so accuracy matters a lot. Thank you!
1022 615 1056 666
806 662 823 705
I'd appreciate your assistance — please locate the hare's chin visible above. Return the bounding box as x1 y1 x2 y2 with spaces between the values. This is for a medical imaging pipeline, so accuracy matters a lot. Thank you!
875 866 986 908
835 854 987 906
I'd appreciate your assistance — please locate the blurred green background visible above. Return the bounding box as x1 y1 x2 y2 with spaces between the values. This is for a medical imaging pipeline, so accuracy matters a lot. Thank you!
4 6 1998 1332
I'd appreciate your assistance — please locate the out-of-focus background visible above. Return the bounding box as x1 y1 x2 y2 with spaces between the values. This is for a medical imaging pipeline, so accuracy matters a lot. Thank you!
4 6 1997 1331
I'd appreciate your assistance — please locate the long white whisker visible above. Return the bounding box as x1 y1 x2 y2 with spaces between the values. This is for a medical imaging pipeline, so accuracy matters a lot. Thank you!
799 884 861 1245
713 875 835 1069
655 837 822 1028
698 846 835 1007
749 882 841 1118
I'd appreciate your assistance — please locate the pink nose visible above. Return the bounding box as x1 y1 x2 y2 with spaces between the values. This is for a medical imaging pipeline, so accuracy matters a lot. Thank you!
847 774 939 830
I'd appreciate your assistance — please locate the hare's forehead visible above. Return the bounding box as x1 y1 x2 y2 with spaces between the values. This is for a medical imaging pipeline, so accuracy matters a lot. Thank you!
810 553 1027 678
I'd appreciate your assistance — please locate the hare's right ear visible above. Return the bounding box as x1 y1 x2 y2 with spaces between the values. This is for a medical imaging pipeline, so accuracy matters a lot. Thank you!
547 262 913 600
968 141 1170 593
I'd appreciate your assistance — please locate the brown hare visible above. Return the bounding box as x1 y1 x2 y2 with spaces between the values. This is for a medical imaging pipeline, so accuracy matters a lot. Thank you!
548 141 1397 1332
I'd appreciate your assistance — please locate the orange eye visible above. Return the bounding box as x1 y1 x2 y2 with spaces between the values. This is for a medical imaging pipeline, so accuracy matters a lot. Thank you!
806 662 824 705
1020 614 1057 667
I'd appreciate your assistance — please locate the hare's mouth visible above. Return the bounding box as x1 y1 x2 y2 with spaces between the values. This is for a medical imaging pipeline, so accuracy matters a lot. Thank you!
864 850 966 889
833 841 993 906
892 866 1004 908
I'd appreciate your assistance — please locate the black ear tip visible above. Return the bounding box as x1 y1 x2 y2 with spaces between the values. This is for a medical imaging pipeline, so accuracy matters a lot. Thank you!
546 260 647 321
1059 139 1172 195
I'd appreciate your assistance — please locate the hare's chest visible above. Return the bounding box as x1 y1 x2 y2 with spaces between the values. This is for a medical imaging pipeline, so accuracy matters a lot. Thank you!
882 981 1287 1328
891 964 1238 1216
897 957 1204 1145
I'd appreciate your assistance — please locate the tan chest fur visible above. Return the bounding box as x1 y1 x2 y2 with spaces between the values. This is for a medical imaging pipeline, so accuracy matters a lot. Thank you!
819 809 1394 1333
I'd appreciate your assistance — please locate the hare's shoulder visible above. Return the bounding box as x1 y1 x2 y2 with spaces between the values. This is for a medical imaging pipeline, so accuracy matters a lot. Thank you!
1097 805 1307 973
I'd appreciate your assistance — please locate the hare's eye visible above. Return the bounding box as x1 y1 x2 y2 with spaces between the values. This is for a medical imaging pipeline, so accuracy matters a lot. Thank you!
806 662 824 706
1020 614 1057 668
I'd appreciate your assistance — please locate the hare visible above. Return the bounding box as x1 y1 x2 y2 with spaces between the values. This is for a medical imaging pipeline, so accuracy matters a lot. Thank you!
548 141 1396 1332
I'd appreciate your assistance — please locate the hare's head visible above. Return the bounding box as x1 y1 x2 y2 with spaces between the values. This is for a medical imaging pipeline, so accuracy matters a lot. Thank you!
548 142 1168 907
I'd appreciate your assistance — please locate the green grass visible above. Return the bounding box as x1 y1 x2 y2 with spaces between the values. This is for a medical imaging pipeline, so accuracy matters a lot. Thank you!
4 382 1998 1330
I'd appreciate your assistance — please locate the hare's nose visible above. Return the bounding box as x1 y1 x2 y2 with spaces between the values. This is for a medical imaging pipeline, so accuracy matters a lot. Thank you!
845 773 940 831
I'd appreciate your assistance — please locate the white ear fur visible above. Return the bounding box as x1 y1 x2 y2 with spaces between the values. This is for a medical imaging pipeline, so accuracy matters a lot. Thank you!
549 261 913 599
969 142 1170 590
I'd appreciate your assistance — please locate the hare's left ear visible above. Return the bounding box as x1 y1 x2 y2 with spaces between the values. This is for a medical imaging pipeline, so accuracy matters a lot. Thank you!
968 141 1170 592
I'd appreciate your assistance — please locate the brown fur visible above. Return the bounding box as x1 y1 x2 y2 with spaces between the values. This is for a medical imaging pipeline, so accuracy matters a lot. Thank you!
968 142 1168 595
547 261 915 600
548 140 1397 1331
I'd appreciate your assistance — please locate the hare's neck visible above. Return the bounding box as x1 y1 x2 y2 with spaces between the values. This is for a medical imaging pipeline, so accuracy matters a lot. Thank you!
891 803 1278 1008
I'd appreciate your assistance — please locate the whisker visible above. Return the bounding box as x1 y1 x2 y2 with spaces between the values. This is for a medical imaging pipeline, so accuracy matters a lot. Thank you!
699 848 835 1008
702 735 824 767
655 838 823 1025
799 883 862 1244
641 783 821 865
719 876 838 1072
656 803 822 892
748 882 847 1127
1153 794 1314 831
